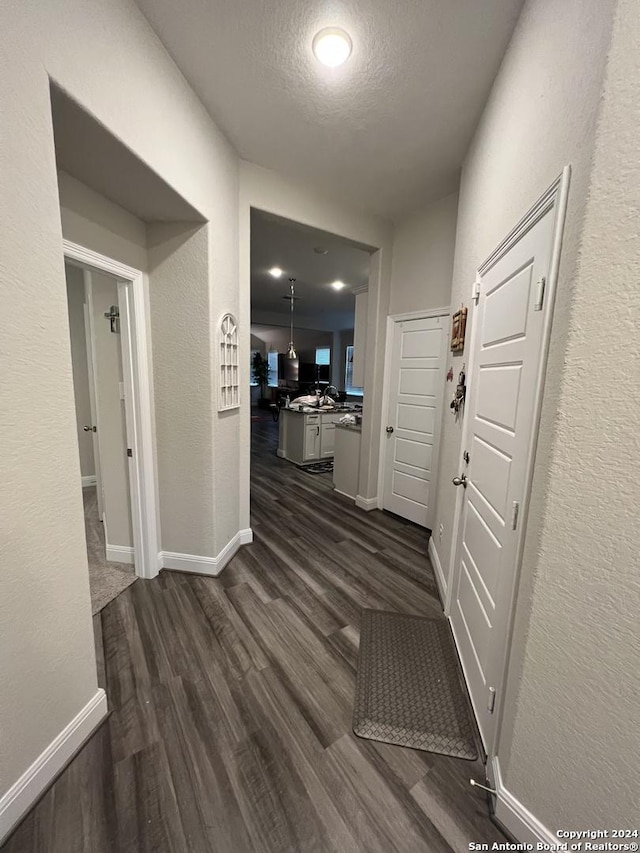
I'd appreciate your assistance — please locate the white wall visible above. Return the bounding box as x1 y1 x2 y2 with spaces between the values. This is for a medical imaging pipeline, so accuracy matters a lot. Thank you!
389 191 459 315
426 0 622 832
65 265 95 479
497 0 640 826
0 0 239 811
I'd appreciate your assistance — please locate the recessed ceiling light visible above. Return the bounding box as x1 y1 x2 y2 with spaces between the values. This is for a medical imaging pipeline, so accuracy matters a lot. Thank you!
331 280 346 291
314 246 328 255
269 267 283 278
312 28 352 68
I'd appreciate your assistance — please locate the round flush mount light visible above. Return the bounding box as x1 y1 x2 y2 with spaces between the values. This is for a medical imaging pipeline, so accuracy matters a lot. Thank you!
331 280 346 291
269 267 283 278
312 28 352 67
313 246 328 255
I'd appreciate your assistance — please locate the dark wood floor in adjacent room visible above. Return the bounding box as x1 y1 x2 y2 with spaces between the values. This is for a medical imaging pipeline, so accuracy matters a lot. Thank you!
3 417 506 852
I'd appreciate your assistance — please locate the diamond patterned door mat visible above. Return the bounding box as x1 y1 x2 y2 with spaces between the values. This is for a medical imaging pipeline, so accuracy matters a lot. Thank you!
353 609 478 760
299 460 334 474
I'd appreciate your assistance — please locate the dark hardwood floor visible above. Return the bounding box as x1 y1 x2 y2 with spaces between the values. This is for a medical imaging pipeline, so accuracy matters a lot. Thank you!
3 416 506 852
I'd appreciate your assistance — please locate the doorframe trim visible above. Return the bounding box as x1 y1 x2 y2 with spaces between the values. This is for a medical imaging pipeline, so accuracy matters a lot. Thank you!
445 166 571 756
63 240 160 580
377 306 451 516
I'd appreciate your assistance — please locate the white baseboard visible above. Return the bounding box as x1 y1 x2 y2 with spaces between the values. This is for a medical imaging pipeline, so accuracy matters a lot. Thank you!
105 544 135 564
81 475 96 488
333 487 357 501
0 689 107 844
428 538 447 605
355 495 378 512
490 757 556 845
160 528 253 577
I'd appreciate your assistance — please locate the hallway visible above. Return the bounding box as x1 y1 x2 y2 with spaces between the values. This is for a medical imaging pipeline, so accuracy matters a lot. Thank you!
3 420 505 852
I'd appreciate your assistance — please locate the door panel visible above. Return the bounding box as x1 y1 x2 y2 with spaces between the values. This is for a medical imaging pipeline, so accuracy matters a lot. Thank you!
393 471 430 505
397 403 435 436
383 316 446 527
476 364 522 431
401 328 441 359
399 367 439 396
395 438 433 472
482 263 532 346
450 205 556 752
471 436 512 519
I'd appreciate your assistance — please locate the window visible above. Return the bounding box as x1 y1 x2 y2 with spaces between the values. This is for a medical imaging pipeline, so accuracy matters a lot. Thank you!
250 350 258 386
345 345 363 396
315 346 331 366
268 351 279 387
219 313 239 411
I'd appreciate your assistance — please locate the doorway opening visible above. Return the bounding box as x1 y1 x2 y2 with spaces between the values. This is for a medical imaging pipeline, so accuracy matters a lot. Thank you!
249 209 371 499
64 241 160 602
65 261 136 612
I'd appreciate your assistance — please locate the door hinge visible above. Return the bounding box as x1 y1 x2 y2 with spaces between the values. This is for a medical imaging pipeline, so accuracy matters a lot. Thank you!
487 686 497 714
473 278 481 304
127 448 133 458
534 276 546 311
511 500 520 530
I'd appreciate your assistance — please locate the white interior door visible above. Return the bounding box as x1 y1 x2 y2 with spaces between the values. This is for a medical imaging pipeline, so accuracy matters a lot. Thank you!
450 205 556 752
83 273 104 521
383 316 446 527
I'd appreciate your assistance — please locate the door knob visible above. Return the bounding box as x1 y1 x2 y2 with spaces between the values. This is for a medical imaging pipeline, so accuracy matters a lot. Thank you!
83 425 97 432
386 426 394 434
452 474 467 487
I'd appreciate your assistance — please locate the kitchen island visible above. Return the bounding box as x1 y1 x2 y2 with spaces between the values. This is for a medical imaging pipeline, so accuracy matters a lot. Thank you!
277 408 345 465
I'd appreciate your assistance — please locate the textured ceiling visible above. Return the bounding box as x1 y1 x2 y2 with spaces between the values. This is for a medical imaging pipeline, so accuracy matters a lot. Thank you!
135 0 524 220
251 210 369 331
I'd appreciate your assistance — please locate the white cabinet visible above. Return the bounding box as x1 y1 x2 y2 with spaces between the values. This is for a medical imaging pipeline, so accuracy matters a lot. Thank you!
320 422 335 458
304 422 321 460
278 410 339 464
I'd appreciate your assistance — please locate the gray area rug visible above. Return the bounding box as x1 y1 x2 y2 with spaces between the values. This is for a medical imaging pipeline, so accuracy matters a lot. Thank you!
353 609 478 760
83 487 136 614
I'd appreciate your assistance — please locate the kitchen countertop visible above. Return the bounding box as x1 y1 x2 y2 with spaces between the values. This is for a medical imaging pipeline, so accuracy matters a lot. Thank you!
283 406 362 415
335 422 362 432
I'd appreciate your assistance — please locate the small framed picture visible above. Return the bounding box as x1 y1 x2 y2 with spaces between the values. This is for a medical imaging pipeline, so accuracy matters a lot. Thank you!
451 307 468 353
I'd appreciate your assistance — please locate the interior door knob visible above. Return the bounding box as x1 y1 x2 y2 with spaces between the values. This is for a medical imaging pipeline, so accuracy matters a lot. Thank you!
83 425 97 432
386 426 394 434
452 474 467 487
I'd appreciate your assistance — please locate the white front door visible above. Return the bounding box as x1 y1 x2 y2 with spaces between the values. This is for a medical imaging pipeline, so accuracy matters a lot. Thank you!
383 316 447 528
450 203 557 752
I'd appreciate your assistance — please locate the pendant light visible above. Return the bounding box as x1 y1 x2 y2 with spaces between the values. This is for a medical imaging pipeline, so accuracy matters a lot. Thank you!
287 278 297 359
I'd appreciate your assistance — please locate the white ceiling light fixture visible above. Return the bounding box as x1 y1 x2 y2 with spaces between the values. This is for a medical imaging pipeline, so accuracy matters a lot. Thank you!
331 280 346 291
286 278 298 360
269 266 283 278
312 27 352 68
